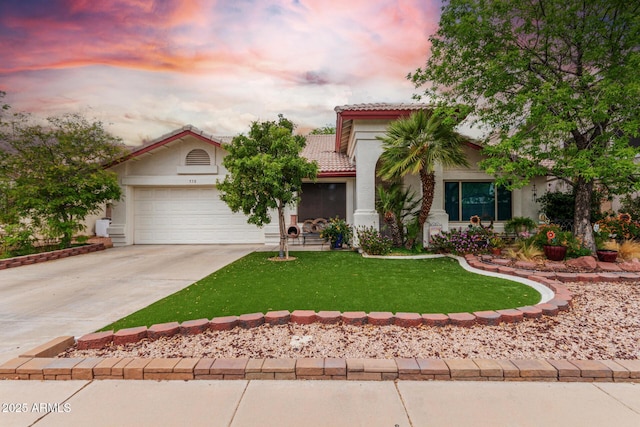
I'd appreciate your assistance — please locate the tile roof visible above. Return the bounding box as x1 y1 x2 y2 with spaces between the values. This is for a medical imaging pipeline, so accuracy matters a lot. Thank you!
128 125 227 155
123 125 352 175
301 134 355 175
334 103 431 113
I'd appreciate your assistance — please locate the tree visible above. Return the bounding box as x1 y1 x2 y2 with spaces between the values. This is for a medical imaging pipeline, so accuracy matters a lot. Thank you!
375 183 420 248
377 109 469 242
0 91 10 150
309 125 336 135
411 0 640 250
218 114 318 259
0 112 126 248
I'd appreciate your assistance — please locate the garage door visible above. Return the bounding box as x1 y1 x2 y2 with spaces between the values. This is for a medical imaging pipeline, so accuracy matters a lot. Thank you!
133 187 264 244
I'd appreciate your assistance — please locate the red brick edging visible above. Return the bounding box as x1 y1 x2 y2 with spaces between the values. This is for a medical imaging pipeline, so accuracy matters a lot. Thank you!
0 243 106 270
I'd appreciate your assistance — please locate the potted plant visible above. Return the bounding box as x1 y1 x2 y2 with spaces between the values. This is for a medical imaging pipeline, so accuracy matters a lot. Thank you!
488 235 505 255
593 223 618 262
531 224 569 261
542 230 568 261
320 217 353 249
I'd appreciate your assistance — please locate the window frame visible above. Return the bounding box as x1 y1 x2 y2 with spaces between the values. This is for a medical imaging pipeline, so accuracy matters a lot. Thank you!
444 180 512 222
298 183 347 221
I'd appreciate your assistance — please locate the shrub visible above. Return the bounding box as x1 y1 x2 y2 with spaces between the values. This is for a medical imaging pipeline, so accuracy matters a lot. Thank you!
506 239 544 261
504 217 537 235
356 226 393 255
620 195 640 221
594 214 640 242
0 223 36 258
615 240 640 261
430 226 492 255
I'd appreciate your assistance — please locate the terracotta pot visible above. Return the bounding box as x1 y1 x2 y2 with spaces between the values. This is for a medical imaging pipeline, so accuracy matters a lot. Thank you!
596 249 618 263
490 247 502 256
543 245 567 261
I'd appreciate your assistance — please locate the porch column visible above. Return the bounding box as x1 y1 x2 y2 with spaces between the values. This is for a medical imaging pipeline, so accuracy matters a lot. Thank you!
425 162 450 244
353 139 384 234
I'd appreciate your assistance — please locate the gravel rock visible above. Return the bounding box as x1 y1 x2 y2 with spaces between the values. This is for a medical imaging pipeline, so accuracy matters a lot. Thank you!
61 281 640 360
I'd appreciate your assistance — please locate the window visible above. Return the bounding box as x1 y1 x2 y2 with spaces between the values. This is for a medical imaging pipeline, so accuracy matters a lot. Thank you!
185 149 210 166
445 181 512 222
298 183 346 220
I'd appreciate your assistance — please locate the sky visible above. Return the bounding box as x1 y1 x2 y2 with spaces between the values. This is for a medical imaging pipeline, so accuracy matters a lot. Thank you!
0 0 442 146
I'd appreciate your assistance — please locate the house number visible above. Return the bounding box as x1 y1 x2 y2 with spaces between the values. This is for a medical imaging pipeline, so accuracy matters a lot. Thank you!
188 179 197 184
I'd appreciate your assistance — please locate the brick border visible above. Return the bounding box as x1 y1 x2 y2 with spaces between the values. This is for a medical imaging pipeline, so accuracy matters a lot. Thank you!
2 348 638 382
0 243 106 270
471 253 640 283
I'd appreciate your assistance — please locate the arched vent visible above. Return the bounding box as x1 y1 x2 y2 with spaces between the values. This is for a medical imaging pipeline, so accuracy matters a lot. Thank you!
185 149 211 166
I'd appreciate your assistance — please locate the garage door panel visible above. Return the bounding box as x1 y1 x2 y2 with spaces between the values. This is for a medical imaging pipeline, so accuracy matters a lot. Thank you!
133 187 264 244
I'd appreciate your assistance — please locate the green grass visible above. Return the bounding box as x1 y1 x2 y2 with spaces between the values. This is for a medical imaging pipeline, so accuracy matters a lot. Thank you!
101 251 541 331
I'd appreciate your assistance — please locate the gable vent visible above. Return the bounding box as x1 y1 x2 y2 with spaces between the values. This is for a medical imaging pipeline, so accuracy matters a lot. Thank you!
185 149 211 166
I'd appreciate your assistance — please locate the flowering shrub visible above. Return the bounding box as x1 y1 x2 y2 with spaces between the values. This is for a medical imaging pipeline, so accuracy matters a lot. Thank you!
595 213 640 241
356 226 392 255
531 224 568 247
430 227 492 255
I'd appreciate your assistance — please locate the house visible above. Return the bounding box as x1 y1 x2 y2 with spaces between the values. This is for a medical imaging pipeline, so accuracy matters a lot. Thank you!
106 103 544 246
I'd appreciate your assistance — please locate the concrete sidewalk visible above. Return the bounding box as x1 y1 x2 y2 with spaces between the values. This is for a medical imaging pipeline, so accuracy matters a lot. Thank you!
0 379 639 426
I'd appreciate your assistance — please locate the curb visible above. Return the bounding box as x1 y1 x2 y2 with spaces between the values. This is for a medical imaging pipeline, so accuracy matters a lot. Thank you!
2 338 639 382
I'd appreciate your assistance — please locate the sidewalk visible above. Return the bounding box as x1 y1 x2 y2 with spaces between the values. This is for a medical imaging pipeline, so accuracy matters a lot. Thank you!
1 379 639 426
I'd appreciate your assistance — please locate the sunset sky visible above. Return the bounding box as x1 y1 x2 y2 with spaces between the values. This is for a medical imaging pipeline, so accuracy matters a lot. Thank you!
0 0 442 145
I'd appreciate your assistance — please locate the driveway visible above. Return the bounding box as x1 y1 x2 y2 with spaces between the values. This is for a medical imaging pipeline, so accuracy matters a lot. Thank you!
0 244 258 361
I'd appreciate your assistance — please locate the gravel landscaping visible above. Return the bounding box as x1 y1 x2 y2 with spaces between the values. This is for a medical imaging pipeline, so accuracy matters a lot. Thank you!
61 279 640 360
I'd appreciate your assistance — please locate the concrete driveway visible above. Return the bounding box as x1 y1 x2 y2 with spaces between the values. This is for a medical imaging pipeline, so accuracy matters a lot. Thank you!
0 245 258 361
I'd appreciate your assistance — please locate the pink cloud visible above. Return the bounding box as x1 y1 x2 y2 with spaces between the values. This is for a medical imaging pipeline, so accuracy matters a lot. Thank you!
0 0 443 142
1 0 437 79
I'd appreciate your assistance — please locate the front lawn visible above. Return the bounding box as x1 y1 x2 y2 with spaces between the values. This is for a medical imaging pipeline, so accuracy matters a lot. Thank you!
101 251 541 331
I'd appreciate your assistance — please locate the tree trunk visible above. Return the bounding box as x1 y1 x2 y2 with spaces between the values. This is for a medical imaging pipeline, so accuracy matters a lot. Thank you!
574 178 596 252
418 169 436 241
384 212 402 247
277 203 287 259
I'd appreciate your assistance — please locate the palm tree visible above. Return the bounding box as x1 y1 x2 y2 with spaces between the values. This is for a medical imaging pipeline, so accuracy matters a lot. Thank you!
377 109 469 242
375 183 420 248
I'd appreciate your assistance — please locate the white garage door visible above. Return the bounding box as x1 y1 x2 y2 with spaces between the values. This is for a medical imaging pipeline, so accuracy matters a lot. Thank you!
133 187 264 244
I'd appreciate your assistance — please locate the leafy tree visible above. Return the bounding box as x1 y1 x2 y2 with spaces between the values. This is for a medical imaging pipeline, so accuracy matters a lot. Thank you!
411 0 640 250
218 114 318 259
377 109 469 242
0 112 126 248
309 125 336 135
